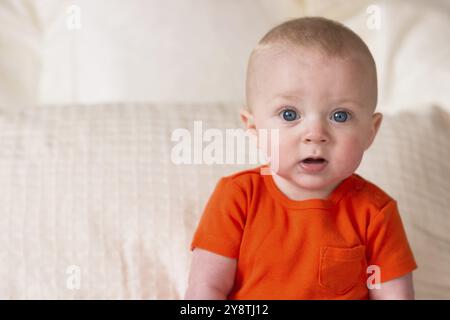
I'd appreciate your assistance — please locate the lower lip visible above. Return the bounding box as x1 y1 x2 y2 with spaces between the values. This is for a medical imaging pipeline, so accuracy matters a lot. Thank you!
299 160 328 173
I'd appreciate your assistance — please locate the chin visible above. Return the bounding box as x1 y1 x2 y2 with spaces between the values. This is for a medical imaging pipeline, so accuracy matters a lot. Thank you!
276 169 330 191
292 174 333 190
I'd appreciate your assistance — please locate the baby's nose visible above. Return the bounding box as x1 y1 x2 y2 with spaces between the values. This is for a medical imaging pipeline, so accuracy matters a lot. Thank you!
302 125 329 143
305 137 327 143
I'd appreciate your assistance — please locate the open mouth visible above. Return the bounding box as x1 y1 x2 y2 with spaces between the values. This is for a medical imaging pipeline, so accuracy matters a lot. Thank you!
299 157 328 173
301 157 327 164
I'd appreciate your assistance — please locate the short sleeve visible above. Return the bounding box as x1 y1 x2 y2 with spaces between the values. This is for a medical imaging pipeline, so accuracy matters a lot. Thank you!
190 177 247 259
366 200 418 283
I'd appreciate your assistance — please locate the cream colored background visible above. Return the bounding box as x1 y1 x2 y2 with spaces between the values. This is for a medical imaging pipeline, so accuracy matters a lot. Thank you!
1 0 450 113
0 0 449 299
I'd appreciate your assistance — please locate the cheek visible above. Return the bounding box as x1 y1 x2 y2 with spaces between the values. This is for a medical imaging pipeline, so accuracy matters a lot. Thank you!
333 134 366 169
254 116 282 152
256 127 296 164
271 131 302 171
278 133 297 155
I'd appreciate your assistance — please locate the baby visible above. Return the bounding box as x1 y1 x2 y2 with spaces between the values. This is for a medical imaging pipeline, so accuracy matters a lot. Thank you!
185 17 417 300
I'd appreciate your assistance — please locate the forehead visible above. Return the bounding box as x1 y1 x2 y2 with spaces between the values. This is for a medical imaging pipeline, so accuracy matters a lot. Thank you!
250 45 375 107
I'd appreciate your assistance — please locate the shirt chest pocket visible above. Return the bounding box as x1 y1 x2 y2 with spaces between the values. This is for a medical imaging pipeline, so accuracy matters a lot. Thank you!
319 245 367 295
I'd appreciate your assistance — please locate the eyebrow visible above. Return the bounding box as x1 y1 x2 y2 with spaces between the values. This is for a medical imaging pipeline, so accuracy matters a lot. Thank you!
334 98 364 109
267 94 301 104
268 95 364 110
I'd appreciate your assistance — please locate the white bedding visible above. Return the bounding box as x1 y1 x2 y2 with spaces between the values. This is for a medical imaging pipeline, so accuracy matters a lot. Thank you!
0 103 448 299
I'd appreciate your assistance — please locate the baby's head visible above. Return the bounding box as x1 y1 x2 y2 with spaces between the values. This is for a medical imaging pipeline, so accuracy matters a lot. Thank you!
241 17 383 199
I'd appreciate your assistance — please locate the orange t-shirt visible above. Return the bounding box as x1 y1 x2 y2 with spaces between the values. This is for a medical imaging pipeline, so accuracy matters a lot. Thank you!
190 165 417 299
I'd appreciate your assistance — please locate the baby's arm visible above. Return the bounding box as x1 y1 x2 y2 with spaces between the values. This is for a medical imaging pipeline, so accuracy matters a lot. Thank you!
369 272 415 300
184 248 237 300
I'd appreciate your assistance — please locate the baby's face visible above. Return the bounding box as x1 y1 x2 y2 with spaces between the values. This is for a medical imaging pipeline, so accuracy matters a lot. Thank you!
244 45 382 200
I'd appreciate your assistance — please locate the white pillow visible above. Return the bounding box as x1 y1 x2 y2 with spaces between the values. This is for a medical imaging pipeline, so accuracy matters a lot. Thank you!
304 0 450 114
0 1 43 108
36 0 303 105
4 0 448 116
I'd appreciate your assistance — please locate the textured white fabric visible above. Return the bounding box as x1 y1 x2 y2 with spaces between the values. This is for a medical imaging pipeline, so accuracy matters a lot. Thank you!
0 103 248 299
0 103 448 299
356 105 450 299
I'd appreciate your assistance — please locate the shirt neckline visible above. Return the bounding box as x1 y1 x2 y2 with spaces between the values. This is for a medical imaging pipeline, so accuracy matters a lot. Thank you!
261 165 365 210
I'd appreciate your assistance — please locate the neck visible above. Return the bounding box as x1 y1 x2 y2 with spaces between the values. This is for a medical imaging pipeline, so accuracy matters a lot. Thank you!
272 173 339 201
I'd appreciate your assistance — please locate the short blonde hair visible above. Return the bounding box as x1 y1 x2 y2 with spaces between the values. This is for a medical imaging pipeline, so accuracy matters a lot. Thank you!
246 17 377 110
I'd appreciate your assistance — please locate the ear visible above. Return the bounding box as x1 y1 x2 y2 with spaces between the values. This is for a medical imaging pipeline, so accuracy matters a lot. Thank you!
364 112 383 151
240 108 257 134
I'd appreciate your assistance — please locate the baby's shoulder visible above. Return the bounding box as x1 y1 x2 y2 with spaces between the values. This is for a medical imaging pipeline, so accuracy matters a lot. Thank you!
221 165 265 189
351 174 396 211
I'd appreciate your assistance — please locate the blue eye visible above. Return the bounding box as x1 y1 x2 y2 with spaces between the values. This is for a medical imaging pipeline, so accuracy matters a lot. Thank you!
332 111 351 122
280 109 299 121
